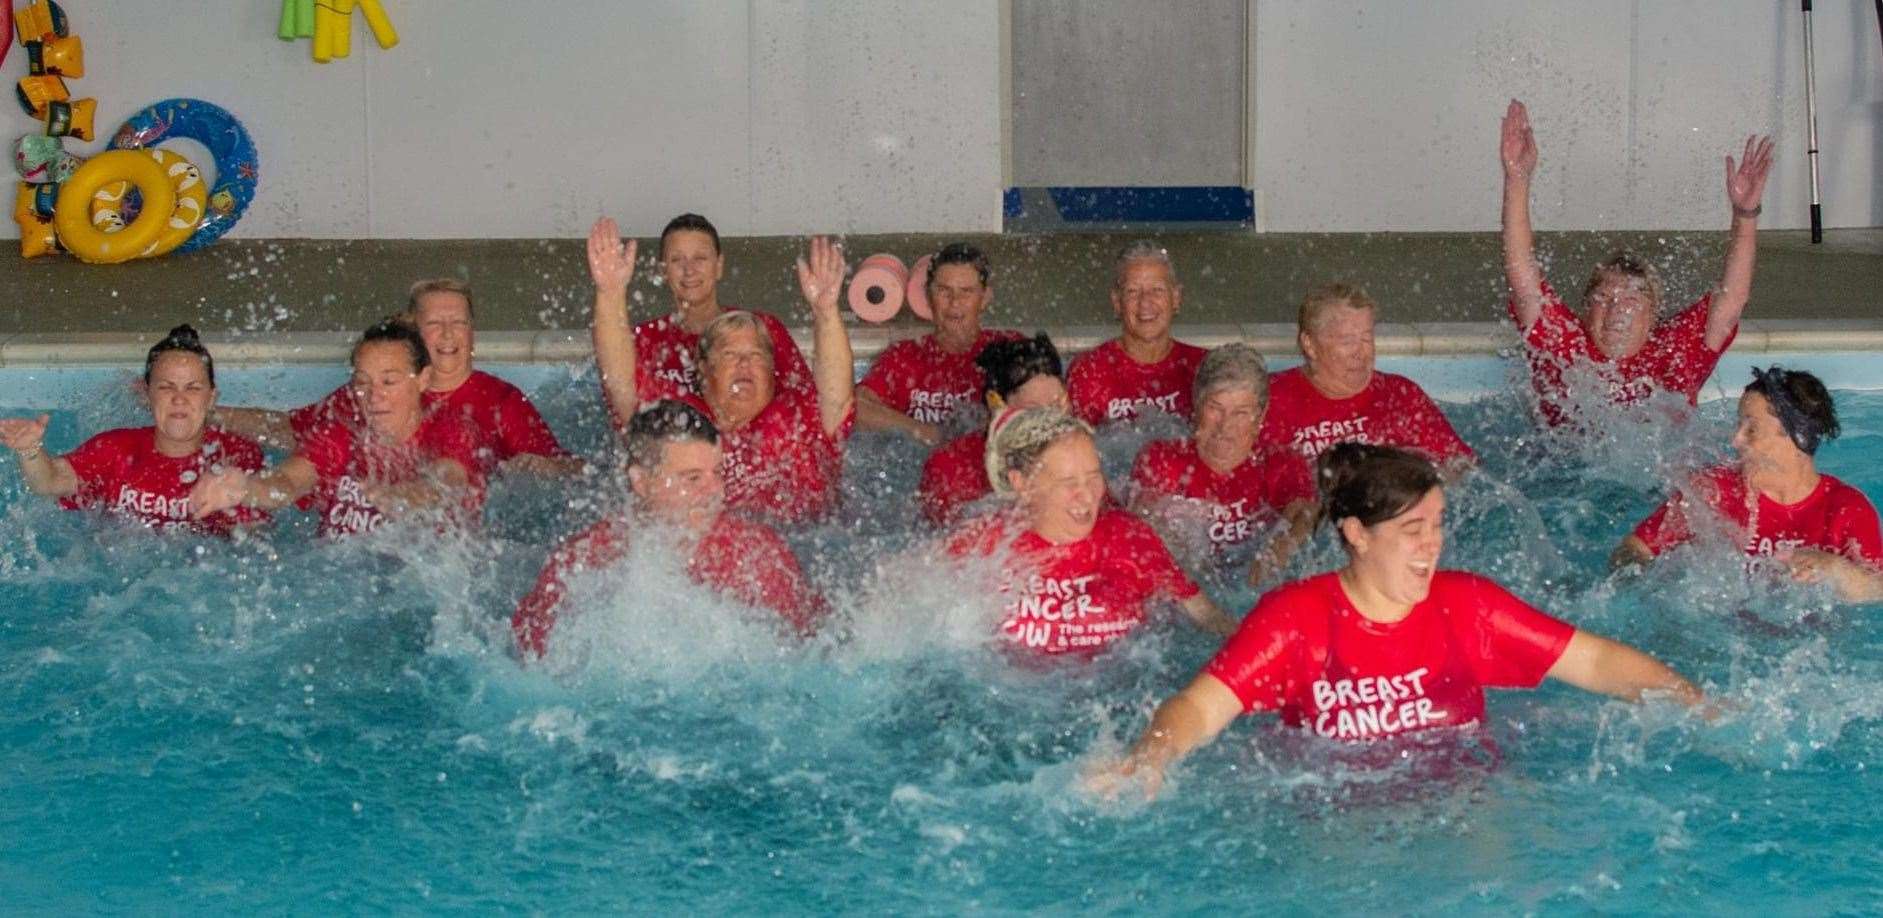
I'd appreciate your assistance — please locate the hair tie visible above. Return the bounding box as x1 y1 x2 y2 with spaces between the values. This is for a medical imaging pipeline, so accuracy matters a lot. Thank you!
1751 366 1823 455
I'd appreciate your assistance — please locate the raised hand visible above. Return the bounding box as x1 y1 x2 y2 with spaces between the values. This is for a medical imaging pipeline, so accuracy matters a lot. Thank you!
587 217 638 293
1726 134 1775 215
189 467 251 519
1501 99 1538 181
0 414 49 455
796 235 847 320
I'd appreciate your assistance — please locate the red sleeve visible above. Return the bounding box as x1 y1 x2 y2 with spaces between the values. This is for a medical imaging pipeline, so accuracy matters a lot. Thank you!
419 415 490 514
512 520 630 658
1204 586 1309 713
61 429 134 497
858 341 914 412
490 382 568 460
1630 496 1687 557
1827 486 1883 568
1514 282 1587 360
1113 513 1201 602
942 512 1008 559
1645 295 1731 400
1445 574 1575 688
917 436 988 527
293 423 352 511
289 385 356 440
758 312 816 399
730 523 829 636
1065 351 1109 426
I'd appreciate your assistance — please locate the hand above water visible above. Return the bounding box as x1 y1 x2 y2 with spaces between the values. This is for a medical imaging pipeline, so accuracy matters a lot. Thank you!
1725 134 1775 216
0 414 49 455
1500 99 1538 182
587 217 638 296
796 235 846 321
190 467 252 519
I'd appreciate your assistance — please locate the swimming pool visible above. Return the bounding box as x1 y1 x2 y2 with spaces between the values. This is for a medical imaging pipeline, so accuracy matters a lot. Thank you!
1 360 1877 912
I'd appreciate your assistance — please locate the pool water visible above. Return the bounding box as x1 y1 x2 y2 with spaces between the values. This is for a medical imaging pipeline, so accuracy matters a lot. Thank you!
0 363 1877 913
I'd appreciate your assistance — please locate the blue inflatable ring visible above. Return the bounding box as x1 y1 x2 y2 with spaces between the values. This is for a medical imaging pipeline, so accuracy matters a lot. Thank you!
108 98 258 253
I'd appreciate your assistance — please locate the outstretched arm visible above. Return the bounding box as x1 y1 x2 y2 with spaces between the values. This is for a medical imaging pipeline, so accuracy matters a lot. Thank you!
1086 673 1245 801
189 455 319 517
855 388 942 446
1546 629 1702 705
212 407 301 452
1708 134 1775 351
0 414 78 497
1500 99 1545 332
796 236 855 437
588 217 641 428
1783 549 1883 603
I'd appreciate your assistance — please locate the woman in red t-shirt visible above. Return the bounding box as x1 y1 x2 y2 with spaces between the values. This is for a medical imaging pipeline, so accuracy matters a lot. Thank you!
1131 343 1318 587
1092 444 1702 798
1615 367 1883 602
1 325 267 537
944 407 1238 657
917 333 1069 527
189 320 483 538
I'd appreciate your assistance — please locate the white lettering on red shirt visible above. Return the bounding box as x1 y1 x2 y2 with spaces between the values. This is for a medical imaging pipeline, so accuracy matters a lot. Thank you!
1066 338 1205 427
1257 368 1474 464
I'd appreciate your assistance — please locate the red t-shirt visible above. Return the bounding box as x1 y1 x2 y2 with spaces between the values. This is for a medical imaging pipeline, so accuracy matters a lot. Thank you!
631 310 813 406
295 411 487 538
859 329 1021 424
1632 465 1883 566
1066 338 1206 426
1205 571 1575 741
59 426 269 536
511 511 826 656
289 370 565 475
679 390 853 525
944 507 1201 657
917 430 991 527
1129 438 1314 549
1257 367 1474 465
1511 281 1732 426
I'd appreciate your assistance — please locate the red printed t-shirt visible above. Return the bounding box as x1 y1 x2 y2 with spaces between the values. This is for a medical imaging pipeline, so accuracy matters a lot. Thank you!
1258 368 1475 465
860 329 1021 424
295 412 486 538
1129 438 1314 549
1205 571 1575 742
1512 281 1732 426
632 310 813 406
60 427 269 536
944 507 1201 657
680 389 853 525
918 430 991 527
1066 339 1206 426
1632 465 1883 566
289 370 565 475
511 511 826 656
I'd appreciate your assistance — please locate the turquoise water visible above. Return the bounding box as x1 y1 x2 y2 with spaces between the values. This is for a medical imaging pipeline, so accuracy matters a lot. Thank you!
0 363 1877 913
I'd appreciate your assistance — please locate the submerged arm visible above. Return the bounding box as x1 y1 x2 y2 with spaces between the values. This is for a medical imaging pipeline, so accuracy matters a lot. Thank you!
1088 674 1245 801
1546 629 1702 706
1179 592 1238 638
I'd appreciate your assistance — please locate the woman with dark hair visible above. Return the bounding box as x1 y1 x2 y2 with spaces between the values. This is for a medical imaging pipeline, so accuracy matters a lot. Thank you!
943 406 1236 657
917 333 1068 526
189 319 485 538
0 325 267 536
1092 443 1701 797
1614 367 1882 601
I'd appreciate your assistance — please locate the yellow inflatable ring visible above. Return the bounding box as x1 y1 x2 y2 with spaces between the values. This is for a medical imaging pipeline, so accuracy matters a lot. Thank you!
54 149 177 264
87 148 207 258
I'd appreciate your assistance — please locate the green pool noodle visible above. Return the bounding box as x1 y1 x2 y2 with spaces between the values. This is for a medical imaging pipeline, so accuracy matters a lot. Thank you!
278 0 297 39
295 0 315 38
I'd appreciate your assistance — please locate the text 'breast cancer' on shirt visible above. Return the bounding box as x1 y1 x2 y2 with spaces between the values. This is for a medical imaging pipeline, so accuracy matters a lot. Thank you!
1256 367 1474 464
1204 571 1574 741
60 426 269 536
1066 338 1206 426
859 329 1022 424
1128 437 1314 549
1633 464 1883 566
295 411 487 538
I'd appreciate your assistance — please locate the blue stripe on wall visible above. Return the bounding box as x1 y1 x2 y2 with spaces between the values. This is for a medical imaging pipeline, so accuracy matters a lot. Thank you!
1026 186 1254 222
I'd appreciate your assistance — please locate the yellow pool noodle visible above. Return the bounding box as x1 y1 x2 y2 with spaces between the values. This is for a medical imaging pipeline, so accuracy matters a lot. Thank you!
357 0 398 50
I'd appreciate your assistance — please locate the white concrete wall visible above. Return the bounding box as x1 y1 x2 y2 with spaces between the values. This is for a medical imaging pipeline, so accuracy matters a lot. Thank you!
1 0 1003 240
1252 0 1882 231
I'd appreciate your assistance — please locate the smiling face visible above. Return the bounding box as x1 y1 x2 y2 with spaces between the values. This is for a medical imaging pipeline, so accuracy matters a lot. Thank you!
1581 270 1656 360
144 351 215 448
1009 433 1106 545
1299 302 1376 399
700 324 775 424
629 437 724 530
1340 487 1446 611
1110 259 1181 345
414 290 474 389
350 340 432 441
928 262 992 350
1193 385 1263 473
661 229 725 311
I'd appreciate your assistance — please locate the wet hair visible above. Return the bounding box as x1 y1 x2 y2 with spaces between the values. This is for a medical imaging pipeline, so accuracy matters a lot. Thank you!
1316 443 1442 548
1581 251 1665 315
407 277 474 319
977 333 1063 400
352 317 430 372
626 399 719 471
1297 282 1377 336
696 310 775 368
660 213 721 257
985 406 1093 496
927 242 990 288
1113 239 1177 286
1192 343 1268 413
144 324 215 386
1745 366 1839 455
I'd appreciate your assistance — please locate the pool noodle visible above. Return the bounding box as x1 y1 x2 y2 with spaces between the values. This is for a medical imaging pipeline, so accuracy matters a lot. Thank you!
295 0 315 38
311 1 333 62
332 0 353 58
357 0 397 49
277 0 296 40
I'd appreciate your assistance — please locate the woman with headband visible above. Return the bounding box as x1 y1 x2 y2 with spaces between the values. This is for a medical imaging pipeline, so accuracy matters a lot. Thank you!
1614 367 1882 601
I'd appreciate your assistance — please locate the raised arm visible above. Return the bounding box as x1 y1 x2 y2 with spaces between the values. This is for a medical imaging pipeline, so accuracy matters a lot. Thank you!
587 217 641 428
1500 99 1545 331
1545 629 1702 706
189 454 319 517
1708 134 1775 351
796 235 855 437
0 414 79 496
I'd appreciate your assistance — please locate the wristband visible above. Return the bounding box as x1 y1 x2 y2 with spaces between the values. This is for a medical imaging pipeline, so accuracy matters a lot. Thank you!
1733 205 1761 219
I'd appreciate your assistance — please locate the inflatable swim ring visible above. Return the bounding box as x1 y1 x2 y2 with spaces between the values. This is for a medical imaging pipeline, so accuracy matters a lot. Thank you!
108 98 257 253
88 148 206 258
53 150 177 264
